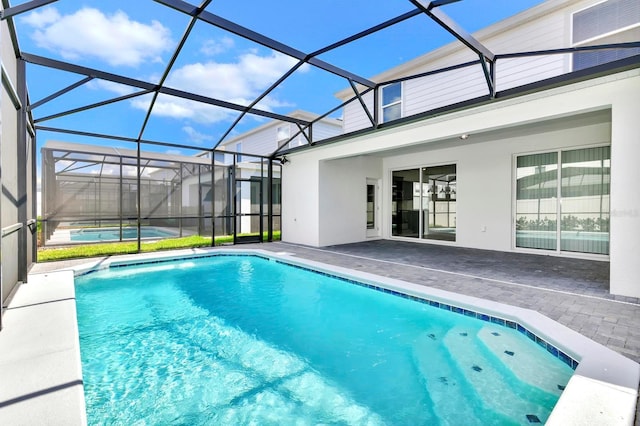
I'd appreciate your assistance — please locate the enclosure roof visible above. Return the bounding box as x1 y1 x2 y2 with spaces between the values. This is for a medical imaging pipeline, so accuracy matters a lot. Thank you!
2 0 639 159
43 140 212 166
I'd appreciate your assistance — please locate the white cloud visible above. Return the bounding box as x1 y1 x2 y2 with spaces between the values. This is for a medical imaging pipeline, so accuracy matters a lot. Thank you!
20 7 59 27
21 7 173 67
129 50 304 124
200 37 235 56
183 126 213 144
87 80 137 96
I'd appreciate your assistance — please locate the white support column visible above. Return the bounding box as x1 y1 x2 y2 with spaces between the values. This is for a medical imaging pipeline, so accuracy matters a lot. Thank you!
609 89 640 298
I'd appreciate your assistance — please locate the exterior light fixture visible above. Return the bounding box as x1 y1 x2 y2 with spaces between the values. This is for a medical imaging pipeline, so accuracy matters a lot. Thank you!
459 134 469 140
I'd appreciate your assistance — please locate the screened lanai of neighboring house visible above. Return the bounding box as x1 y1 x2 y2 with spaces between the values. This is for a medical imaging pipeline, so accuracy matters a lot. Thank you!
41 141 282 247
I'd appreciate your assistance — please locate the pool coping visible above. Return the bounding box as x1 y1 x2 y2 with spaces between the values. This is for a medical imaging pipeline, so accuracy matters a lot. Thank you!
5 247 639 425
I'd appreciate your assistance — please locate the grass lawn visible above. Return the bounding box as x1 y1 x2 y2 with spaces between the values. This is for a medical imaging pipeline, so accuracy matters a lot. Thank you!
37 232 280 262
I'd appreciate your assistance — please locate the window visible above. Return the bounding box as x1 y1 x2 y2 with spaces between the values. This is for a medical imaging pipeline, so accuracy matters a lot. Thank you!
515 146 610 255
381 82 402 122
276 125 290 142
572 0 640 71
235 142 243 163
392 164 456 241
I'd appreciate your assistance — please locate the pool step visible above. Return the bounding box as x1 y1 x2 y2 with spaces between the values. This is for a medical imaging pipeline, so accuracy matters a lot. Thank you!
477 326 572 397
442 326 554 425
411 329 514 425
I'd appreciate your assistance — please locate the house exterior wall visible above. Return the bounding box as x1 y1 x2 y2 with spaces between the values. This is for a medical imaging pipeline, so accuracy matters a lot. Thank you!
318 156 383 246
609 87 640 297
220 115 342 157
281 154 320 246
339 0 619 134
282 69 640 298
342 92 374 133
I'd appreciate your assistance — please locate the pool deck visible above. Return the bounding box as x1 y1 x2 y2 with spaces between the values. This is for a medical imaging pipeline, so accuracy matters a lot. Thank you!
3 240 640 425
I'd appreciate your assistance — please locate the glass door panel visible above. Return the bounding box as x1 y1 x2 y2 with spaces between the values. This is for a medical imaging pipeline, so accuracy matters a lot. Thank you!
560 146 610 254
422 165 456 241
392 169 420 238
515 152 558 250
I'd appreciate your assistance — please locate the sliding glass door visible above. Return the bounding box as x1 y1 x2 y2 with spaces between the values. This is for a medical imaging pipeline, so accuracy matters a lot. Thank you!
392 165 456 241
515 146 610 255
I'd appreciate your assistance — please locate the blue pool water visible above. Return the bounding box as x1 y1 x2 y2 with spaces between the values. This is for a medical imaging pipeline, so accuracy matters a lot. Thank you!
70 227 176 242
75 255 574 425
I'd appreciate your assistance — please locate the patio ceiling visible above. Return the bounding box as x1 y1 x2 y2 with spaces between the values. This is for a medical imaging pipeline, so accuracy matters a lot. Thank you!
2 0 639 160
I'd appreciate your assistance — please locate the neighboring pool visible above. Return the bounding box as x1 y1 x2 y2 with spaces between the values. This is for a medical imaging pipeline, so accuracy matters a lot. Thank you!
70 226 177 242
75 254 575 425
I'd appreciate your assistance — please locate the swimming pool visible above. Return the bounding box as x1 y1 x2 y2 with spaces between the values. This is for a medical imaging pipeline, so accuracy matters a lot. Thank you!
70 226 177 242
75 254 575 425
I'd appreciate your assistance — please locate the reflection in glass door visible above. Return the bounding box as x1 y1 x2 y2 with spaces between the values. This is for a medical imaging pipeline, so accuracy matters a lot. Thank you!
392 169 420 238
422 165 456 241
515 146 610 255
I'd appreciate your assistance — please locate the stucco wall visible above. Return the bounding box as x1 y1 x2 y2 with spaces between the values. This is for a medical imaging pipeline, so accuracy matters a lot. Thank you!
281 154 321 246
318 156 382 247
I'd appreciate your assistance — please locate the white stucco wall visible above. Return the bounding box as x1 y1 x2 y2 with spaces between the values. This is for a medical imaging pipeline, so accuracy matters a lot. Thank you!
318 156 383 246
281 154 321 246
609 87 640 297
283 70 640 297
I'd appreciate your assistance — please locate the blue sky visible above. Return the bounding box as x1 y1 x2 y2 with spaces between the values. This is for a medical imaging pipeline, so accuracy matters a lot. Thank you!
14 0 545 159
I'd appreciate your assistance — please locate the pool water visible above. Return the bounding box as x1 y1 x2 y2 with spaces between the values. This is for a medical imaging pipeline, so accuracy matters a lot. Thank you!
75 255 574 425
70 227 176 242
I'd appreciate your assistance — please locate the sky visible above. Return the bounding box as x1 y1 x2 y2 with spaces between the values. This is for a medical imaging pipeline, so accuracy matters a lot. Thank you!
12 0 546 161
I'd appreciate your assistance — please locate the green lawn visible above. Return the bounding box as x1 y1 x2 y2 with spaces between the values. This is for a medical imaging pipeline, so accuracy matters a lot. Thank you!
37 232 280 262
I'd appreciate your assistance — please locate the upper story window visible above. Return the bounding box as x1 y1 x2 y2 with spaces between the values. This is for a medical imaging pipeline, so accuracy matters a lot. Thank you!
277 124 304 149
235 142 243 163
276 125 290 142
572 0 640 71
381 82 402 123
